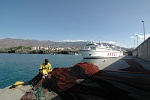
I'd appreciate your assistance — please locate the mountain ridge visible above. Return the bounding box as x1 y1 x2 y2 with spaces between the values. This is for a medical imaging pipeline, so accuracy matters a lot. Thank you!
0 38 130 50
0 38 87 48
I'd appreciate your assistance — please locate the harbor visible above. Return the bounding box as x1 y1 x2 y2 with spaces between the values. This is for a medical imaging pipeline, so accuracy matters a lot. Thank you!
1 0 150 100
0 55 150 100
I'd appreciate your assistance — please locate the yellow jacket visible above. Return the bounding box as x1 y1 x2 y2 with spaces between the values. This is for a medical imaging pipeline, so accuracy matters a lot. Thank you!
39 63 52 75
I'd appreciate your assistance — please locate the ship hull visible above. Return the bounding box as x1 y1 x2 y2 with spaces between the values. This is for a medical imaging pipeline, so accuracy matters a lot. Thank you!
79 50 123 59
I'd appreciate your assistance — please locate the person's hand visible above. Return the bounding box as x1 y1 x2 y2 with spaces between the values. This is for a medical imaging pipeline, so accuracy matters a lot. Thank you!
48 73 51 78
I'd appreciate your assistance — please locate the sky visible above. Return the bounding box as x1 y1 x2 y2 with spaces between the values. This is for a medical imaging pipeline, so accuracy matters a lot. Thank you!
0 0 150 48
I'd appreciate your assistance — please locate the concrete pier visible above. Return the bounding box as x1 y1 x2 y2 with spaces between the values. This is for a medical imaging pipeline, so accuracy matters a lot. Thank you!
0 55 150 100
94 55 150 71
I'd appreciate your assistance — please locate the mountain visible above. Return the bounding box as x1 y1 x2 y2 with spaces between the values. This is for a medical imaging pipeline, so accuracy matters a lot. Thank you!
0 38 130 51
0 38 87 48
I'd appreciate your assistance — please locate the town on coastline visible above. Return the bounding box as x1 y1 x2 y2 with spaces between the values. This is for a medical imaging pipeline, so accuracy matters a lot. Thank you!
0 46 80 54
0 38 133 55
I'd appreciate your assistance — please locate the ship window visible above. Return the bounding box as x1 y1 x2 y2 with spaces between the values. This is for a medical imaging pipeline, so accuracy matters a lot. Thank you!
85 47 90 49
91 47 96 50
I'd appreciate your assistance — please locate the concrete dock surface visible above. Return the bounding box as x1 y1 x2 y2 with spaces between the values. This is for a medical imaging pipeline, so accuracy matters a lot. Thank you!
0 85 31 100
0 55 150 100
95 55 150 71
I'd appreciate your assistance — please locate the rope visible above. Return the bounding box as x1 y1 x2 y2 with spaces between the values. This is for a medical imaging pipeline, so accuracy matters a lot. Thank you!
36 85 44 100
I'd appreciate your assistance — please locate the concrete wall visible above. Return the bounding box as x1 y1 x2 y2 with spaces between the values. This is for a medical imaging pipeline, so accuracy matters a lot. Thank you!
132 37 150 61
132 48 138 57
148 38 150 61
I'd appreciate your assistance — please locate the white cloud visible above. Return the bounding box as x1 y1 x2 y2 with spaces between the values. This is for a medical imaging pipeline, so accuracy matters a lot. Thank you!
130 36 135 39
115 43 127 48
106 41 116 45
145 34 150 39
59 39 136 48
61 40 88 42
134 33 150 41
99 40 129 48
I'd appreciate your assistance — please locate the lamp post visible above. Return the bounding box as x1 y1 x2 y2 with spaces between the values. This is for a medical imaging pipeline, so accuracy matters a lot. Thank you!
136 35 138 47
134 39 136 48
142 21 145 41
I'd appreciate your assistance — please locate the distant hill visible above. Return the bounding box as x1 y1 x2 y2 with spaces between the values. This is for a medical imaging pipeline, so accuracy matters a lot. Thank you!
0 38 87 48
0 38 130 51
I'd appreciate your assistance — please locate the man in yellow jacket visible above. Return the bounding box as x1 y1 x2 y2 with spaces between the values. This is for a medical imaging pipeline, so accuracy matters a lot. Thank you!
39 59 52 76
29 59 52 88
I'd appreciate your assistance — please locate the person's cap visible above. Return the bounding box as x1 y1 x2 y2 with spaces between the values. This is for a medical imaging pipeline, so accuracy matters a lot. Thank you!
45 59 49 62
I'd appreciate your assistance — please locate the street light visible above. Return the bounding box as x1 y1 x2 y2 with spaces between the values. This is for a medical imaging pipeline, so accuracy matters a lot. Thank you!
142 21 145 41
136 35 138 47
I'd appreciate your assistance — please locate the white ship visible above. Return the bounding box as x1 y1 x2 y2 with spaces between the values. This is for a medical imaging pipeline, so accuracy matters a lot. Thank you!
79 42 123 59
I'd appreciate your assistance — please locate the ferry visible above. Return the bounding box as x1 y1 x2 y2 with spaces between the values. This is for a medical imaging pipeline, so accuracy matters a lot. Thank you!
79 42 123 59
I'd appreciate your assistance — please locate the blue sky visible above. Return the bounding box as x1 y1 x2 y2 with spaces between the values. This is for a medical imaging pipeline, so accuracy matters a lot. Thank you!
0 0 150 48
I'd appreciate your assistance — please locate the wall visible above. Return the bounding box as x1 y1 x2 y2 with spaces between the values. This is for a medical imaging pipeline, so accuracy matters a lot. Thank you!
132 37 150 61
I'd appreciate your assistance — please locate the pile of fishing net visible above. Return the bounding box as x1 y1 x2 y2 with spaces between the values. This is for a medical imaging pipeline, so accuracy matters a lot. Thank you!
23 62 135 100
42 62 100 93
42 62 134 100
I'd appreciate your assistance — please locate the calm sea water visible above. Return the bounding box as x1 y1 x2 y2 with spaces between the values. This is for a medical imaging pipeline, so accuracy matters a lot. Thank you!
0 53 104 89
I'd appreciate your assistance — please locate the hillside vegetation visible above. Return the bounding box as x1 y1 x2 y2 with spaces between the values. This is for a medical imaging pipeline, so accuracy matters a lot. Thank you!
0 38 87 48
0 38 131 53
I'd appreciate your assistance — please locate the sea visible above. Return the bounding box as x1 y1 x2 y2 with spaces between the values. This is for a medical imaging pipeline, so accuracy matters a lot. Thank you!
0 53 104 89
